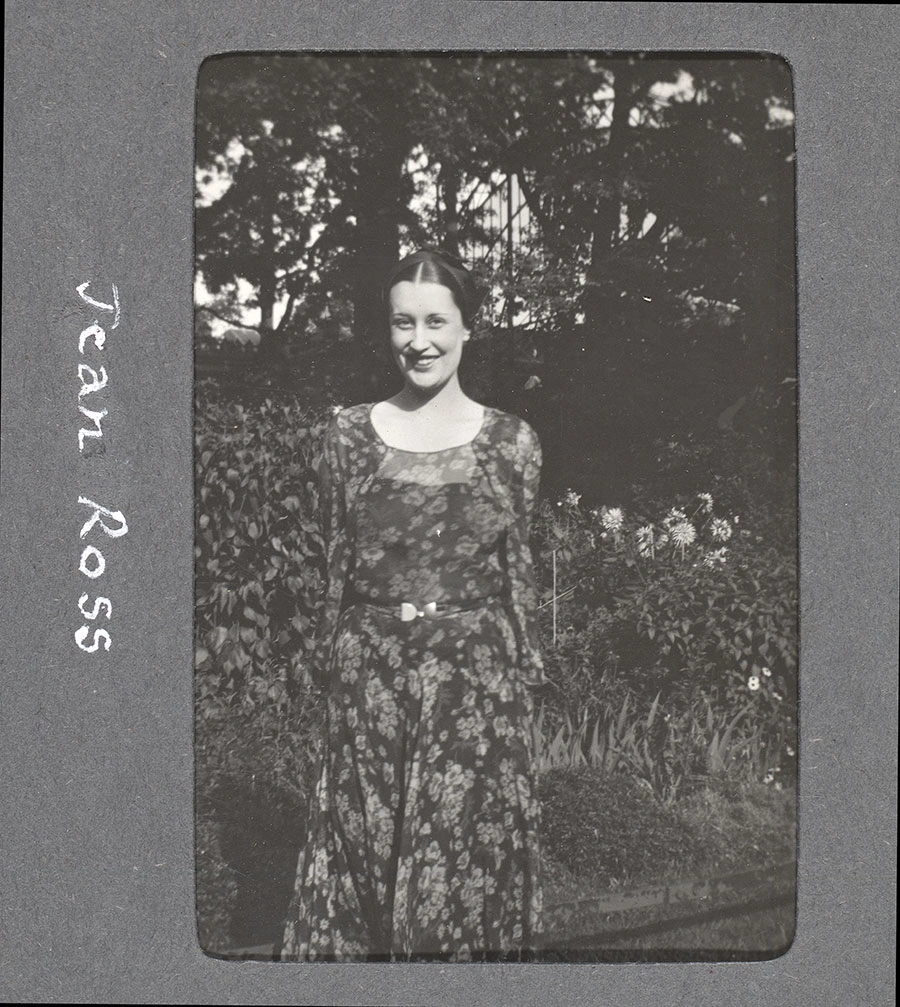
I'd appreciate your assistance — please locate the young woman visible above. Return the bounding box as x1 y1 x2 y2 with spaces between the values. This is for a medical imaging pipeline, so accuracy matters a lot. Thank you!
281 249 544 961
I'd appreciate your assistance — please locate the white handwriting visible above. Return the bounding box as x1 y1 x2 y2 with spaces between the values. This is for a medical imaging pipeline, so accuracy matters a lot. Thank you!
75 282 127 653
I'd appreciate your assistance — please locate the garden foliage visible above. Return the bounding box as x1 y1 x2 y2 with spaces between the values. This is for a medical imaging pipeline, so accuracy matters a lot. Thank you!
532 485 797 800
194 389 797 948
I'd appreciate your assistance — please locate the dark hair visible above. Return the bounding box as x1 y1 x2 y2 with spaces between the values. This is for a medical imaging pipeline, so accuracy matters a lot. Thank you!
382 248 485 328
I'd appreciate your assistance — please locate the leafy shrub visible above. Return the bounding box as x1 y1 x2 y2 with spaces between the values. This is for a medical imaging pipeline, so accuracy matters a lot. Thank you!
195 393 333 949
532 484 797 792
195 395 334 713
539 768 701 888
539 767 795 893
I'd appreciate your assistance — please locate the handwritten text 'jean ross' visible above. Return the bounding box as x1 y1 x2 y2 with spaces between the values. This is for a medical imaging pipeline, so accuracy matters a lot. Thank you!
75 281 128 653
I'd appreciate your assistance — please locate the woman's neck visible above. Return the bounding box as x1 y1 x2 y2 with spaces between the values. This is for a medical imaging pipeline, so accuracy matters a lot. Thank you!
373 378 483 452
391 377 474 417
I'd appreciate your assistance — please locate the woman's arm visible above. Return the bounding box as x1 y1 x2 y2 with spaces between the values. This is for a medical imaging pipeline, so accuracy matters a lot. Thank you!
310 414 350 686
504 420 545 686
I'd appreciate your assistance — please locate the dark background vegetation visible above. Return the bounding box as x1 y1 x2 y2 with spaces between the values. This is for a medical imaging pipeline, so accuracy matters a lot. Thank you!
193 53 797 956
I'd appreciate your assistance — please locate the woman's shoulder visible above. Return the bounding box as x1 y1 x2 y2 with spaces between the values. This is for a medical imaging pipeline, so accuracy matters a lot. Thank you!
483 406 541 449
325 402 373 436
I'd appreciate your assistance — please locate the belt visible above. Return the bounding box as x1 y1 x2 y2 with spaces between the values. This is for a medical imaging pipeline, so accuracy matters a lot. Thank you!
346 592 500 622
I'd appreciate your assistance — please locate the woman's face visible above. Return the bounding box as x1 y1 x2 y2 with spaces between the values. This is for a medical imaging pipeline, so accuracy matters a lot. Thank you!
388 280 470 393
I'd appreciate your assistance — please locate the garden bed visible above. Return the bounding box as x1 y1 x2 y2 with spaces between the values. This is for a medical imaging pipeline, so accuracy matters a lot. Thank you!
198 765 795 960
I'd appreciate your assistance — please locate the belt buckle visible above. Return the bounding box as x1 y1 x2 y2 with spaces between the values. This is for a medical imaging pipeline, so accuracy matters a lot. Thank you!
400 600 439 621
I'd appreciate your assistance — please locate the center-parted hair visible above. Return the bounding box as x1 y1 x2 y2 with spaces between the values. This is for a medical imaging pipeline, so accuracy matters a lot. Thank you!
382 248 486 328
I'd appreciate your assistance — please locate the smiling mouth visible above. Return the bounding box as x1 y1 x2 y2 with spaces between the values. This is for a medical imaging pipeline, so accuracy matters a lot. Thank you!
406 354 440 368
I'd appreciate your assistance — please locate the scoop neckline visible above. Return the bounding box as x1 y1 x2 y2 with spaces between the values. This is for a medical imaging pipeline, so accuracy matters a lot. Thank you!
367 402 490 454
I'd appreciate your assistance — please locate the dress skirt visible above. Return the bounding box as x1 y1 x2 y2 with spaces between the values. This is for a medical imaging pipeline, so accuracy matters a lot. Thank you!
281 597 542 961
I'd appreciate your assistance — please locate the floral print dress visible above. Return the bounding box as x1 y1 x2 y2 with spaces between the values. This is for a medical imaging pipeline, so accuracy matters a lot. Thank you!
281 403 544 961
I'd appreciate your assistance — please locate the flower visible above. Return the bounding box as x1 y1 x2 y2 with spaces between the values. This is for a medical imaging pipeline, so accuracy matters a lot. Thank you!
786 745 795 757
711 518 732 542
747 675 760 691
330 404 343 415
763 770 775 784
663 507 687 529
697 492 714 513
761 666 772 678
601 506 624 532
671 521 697 548
564 488 581 508
702 547 728 568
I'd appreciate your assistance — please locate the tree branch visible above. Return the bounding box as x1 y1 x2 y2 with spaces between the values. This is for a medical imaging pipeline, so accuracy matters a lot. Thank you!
275 290 298 335
195 304 259 332
516 172 556 239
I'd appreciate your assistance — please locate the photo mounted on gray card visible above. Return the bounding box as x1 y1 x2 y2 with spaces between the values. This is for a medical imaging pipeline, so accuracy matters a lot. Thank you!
193 52 797 962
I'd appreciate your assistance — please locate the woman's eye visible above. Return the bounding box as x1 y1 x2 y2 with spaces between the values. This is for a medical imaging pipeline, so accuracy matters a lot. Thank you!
392 318 412 329
427 317 446 328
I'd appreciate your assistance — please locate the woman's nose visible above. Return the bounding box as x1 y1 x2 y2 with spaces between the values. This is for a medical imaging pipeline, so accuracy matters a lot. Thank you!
409 324 430 349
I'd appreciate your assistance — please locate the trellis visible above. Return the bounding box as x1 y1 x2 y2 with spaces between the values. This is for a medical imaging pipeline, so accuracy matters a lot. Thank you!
460 171 539 330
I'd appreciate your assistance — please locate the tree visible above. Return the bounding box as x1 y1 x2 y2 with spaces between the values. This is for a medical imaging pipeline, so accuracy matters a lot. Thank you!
195 53 795 499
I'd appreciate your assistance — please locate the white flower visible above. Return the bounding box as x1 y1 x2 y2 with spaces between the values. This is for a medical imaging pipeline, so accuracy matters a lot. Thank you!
786 745 795 757
747 675 760 691
564 488 581 508
671 521 697 548
763 770 775 784
601 506 624 532
702 547 728 568
664 507 687 529
761 666 772 678
330 404 343 415
711 518 732 542
697 492 714 513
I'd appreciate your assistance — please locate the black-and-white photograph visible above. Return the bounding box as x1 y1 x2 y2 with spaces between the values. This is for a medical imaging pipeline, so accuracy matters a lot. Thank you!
193 52 798 962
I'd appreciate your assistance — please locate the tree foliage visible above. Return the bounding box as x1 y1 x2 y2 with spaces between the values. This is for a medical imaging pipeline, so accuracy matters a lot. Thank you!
195 53 796 496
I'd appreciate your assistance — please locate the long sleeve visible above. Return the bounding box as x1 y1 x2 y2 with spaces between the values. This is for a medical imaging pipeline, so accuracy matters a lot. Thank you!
503 420 545 686
310 415 351 686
